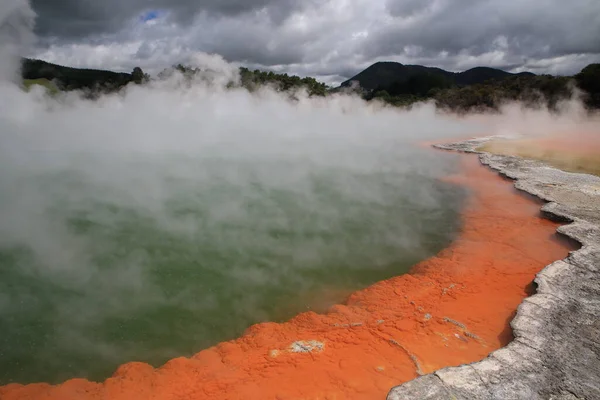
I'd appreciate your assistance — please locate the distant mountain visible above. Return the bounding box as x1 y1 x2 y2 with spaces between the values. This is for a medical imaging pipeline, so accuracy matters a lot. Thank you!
21 58 145 92
357 62 600 112
20 59 328 96
454 66 534 85
340 61 535 90
18 57 600 112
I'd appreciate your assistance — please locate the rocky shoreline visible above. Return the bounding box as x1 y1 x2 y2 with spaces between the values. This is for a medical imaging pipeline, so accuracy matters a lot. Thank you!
388 138 600 400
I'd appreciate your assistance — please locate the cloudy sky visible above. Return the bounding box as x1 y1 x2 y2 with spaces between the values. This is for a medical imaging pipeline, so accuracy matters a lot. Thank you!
28 0 600 85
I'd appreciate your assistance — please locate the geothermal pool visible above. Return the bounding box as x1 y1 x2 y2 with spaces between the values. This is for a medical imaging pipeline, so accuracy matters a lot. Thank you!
0 122 466 384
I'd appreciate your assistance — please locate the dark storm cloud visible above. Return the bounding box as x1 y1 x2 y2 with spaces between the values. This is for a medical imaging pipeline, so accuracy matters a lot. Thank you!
29 0 600 83
368 0 600 63
31 0 300 38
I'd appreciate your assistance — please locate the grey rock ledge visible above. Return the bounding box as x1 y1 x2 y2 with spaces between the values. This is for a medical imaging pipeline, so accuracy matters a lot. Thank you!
388 137 600 400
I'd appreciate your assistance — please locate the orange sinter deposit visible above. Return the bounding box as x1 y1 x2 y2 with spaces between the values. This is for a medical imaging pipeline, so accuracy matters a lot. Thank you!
1 154 577 400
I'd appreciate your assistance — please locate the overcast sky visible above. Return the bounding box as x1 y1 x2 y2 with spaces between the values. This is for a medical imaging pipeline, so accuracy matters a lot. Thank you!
28 0 600 85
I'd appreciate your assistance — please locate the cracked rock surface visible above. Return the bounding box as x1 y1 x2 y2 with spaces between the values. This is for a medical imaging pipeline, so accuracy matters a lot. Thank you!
388 138 600 400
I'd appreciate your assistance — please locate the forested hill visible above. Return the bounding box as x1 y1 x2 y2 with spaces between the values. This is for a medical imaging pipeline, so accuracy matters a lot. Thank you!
340 61 535 90
21 58 147 91
19 58 600 112
20 58 327 96
338 61 599 112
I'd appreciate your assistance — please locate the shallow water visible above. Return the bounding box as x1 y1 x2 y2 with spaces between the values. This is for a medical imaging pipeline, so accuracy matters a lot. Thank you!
0 142 465 384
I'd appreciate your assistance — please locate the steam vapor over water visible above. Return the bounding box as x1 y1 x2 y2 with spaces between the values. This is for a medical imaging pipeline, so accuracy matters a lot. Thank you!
0 72 474 383
0 0 34 83
0 0 477 384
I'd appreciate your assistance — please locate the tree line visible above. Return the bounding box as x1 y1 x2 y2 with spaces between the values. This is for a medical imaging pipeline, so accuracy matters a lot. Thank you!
20 58 600 112
364 64 600 112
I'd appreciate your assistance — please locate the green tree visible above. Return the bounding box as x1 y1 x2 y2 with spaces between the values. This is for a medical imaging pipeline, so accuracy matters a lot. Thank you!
576 64 600 109
132 67 145 84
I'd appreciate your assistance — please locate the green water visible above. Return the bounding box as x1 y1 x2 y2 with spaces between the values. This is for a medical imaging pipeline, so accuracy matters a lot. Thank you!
0 149 465 384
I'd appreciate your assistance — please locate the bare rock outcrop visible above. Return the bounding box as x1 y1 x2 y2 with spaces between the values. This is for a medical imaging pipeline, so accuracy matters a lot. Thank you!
388 138 600 400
